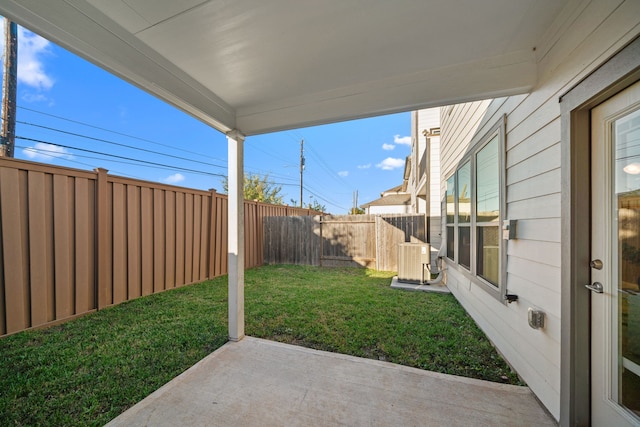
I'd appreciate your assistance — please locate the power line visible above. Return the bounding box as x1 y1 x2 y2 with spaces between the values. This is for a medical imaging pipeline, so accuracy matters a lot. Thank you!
14 116 301 183
15 143 215 177
14 112 343 207
15 144 136 177
17 105 227 163
17 120 228 170
20 139 348 210
16 136 228 178
245 139 293 165
303 185 346 211
305 141 351 190
15 138 312 191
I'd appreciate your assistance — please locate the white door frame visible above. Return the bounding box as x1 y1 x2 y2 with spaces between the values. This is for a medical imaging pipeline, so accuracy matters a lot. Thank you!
560 37 640 427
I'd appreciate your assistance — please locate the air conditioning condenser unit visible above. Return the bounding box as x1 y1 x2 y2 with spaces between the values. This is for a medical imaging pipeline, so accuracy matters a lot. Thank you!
397 243 431 284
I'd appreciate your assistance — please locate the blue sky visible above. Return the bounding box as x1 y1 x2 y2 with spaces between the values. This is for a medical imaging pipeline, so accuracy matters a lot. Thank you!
4 25 411 213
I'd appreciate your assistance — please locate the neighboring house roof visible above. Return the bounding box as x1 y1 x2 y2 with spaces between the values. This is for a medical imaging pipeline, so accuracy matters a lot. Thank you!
380 184 404 196
360 192 411 208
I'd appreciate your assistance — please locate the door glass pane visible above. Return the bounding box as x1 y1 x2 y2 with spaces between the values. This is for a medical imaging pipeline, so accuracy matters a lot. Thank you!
615 107 640 417
458 162 471 223
476 136 499 222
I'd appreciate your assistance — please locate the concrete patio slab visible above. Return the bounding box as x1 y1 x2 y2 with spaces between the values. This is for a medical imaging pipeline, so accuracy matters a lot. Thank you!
390 276 451 294
106 337 556 427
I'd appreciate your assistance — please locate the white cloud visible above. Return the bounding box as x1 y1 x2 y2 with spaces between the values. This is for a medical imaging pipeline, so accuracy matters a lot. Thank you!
357 163 371 169
376 157 405 170
22 143 73 161
382 143 395 151
338 171 349 177
394 135 411 145
21 93 49 103
163 173 185 184
17 27 54 90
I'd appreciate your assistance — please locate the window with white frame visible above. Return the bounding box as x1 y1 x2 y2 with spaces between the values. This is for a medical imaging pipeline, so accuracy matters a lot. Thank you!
444 117 505 298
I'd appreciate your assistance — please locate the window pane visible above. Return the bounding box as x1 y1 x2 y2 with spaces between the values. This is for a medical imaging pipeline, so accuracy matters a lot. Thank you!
446 176 455 224
477 226 499 286
457 162 471 223
447 226 455 260
477 136 499 222
459 226 471 269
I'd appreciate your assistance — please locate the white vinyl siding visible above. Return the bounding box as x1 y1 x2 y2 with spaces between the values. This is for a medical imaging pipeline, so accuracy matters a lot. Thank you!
416 108 442 266
438 0 640 420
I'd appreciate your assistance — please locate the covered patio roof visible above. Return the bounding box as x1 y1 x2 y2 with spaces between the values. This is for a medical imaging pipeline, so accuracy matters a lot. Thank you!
2 0 569 136
1 0 577 342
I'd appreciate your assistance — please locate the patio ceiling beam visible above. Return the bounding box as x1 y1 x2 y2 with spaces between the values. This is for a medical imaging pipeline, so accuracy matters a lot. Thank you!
227 130 245 342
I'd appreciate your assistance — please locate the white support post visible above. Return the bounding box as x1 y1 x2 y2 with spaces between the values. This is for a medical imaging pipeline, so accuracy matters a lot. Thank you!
227 130 245 341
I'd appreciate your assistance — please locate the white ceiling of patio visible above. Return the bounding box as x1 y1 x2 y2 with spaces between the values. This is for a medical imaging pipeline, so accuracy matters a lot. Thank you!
1 0 570 135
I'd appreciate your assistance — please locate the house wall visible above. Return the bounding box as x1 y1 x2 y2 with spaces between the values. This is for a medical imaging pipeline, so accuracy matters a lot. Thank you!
428 134 441 266
367 204 410 215
438 0 640 420
415 108 442 265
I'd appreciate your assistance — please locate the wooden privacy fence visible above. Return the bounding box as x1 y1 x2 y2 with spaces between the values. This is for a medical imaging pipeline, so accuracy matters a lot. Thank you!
0 158 317 337
264 214 426 271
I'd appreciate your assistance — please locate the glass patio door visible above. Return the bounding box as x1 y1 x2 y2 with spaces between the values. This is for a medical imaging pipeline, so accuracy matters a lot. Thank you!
590 80 640 426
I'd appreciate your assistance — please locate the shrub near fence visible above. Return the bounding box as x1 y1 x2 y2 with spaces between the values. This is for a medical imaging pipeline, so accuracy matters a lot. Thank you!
0 158 317 337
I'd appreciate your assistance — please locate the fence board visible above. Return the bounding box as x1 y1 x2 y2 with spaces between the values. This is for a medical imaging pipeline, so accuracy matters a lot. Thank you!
141 187 154 296
175 192 185 286
220 197 228 275
0 175 4 335
105 182 114 306
199 199 209 280
75 178 94 312
18 171 31 324
185 194 193 284
211 196 219 276
44 175 55 321
96 170 110 308
215 198 227 276
165 191 176 290
264 214 425 271
28 171 49 327
1 168 28 333
0 158 319 336
112 183 127 304
54 174 74 318
192 195 202 284
127 185 141 299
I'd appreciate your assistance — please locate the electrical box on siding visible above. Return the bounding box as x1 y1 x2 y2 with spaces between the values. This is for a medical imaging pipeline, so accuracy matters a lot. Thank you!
503 220 517 240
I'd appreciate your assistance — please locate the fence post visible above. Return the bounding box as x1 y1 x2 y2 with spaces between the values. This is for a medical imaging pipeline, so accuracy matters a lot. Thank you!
208 189 217 278
375 215 380 271
319 215 323 267
95 168 109 309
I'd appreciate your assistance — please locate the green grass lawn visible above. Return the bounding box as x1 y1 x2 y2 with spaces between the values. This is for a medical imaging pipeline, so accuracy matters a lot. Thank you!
0 265 520 426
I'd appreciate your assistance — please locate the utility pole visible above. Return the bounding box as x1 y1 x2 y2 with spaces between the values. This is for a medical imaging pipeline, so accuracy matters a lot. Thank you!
299 139 305 208
0 18 17 158
352 190 358 214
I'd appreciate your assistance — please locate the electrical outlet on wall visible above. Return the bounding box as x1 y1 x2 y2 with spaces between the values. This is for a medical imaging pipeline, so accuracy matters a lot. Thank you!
528 308 545 329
